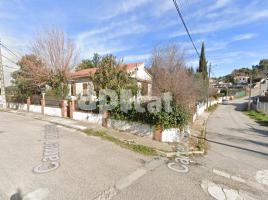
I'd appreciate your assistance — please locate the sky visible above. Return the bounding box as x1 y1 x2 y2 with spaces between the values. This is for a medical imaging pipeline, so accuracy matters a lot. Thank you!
1 0 268 85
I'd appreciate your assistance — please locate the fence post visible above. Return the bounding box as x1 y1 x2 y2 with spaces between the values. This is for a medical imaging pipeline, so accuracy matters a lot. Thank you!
41 97 45 115
27 97 31 112
61 100 67 118
102 111 109 127
68 100 74 119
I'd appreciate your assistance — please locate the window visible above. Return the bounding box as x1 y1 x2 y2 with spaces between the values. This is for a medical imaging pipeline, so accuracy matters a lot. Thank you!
83 83 88 96
141 82 148 96
71 83 76 96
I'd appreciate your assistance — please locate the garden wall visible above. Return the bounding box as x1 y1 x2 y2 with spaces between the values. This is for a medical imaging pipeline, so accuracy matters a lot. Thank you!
73 111 103 125
107 119 153 137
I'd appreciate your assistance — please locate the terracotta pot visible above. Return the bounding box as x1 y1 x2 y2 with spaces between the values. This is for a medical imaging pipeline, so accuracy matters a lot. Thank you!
153 125 163 142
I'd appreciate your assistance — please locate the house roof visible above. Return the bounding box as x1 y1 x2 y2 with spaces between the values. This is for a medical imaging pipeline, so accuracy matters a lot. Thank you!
68 68 98 79
118 62 144 71
69 62 144 79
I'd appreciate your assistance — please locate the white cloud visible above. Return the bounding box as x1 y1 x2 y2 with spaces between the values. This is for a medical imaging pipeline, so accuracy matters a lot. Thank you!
208 0 232 11
123 53 151 62
170 5 268 38
151 0 174 17
232 33 257 41
102 0 152 19
169 0 268 38
76 15 149 59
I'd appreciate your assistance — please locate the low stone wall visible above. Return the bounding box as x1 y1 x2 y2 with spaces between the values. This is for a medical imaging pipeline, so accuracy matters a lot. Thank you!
107 119 153 137
29 105 42 113
7 102 27 111
44 106 62 117
194 98 223 121
5 102 189 143
107 119 185 143
73 111 103 125
161 128 181 142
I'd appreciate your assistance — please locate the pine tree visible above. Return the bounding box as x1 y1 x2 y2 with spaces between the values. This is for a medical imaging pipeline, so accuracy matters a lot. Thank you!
198 42 208 80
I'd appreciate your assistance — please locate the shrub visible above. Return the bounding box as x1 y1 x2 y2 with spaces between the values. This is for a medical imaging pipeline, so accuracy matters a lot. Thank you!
110 102 191 129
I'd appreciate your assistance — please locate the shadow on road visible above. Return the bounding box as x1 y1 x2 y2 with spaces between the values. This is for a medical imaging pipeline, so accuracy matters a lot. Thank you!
10 189 22 200
229 101 268 128
229 102 247 111
206 138 268 157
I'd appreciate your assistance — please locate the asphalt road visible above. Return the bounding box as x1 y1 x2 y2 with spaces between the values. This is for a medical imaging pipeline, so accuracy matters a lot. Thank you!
0 112 148 200
0 95 268 199
203 97 268 199
113 99 268 200
206 98 268 173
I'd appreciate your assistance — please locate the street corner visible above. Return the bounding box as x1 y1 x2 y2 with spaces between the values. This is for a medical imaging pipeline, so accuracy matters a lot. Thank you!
255 169 268 186
200 180 259 200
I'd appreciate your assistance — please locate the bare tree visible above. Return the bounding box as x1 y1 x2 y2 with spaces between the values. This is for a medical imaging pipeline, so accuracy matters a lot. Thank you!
31 29 77 89
150 44 200 113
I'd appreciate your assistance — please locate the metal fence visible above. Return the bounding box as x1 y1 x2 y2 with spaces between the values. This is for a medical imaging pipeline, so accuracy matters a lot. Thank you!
45 97 62 108
257 101 268 116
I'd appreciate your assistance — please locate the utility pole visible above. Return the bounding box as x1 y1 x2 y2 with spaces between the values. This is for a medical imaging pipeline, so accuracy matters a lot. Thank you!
206 63 211 109
0 39 6 109
259 80 262 96
248 73 252 110
226 82 229 97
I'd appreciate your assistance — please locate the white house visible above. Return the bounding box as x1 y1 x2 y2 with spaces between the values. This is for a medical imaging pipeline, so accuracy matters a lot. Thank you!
234 75 249 84
67 62 152 100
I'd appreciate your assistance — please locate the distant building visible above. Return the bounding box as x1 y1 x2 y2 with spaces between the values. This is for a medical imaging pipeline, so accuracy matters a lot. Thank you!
234 75 249 84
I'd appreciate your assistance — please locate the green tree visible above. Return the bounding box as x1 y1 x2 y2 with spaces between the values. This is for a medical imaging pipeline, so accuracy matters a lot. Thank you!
92 54 138 95
91 54 138 127
11 54 46 100
198 42 208 80
258 59 268 71
76 59 94 70
92 53 101 67
76 53 102 71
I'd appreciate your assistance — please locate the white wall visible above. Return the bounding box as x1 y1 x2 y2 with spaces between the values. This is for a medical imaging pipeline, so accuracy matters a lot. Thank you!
194 98 223 122
76 82 84 96
7 103 62 117
134 64 152 82
73 111 103 125
44 107 62 117
107 119 153 137
7 102 27 111
29 105 42 113
161 128 180 142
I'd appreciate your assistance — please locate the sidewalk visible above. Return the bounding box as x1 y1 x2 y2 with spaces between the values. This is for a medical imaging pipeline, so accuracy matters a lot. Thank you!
5 109 174 153
4 109 211 156
191 111 210 137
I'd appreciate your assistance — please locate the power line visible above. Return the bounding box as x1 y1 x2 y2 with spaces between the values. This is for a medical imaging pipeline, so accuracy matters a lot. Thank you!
172 0 200 58
1 54 19 66
1 42 22 59
4 65 19 70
